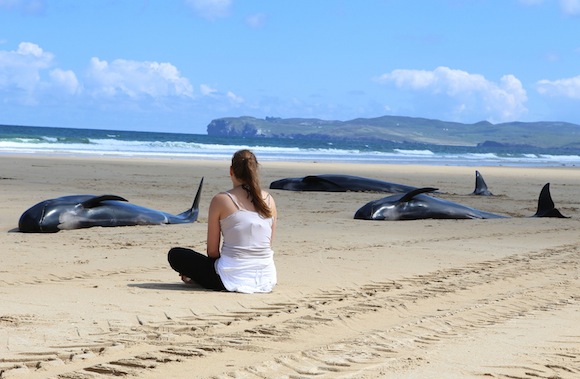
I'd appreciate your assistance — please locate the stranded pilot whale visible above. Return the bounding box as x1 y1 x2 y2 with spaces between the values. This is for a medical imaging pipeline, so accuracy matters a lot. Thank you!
354 183 567 220
18 178 204 233
270 174 418 193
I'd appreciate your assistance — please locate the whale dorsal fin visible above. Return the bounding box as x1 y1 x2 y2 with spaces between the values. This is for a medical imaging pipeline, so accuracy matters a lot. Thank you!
472 170 493 195
399 187 438 203
533 183 568 218
81 195 128 208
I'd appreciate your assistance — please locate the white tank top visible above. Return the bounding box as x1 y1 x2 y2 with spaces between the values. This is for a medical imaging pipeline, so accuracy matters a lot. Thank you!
214 192 276 293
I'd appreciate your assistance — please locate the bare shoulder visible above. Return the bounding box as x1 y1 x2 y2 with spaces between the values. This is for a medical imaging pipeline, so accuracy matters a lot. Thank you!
213 191 230 200
210 192 231 208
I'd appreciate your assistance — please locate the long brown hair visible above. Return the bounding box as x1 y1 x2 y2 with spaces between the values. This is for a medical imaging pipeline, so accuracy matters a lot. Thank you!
231 149 272 218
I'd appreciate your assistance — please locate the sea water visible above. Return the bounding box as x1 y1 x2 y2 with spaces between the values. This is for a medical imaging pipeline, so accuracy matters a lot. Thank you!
1 124 579 167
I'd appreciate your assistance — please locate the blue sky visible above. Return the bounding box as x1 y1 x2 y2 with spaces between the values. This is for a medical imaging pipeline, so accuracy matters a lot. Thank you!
1 0 580 134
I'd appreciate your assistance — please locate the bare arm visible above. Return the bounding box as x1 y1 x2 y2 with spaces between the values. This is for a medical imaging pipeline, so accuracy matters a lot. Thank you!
206 194 223 259
266 192 277 245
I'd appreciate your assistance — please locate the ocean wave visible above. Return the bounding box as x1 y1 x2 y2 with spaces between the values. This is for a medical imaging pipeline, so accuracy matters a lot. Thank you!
1 125 579 167
393 149 435 156
0 139 577 167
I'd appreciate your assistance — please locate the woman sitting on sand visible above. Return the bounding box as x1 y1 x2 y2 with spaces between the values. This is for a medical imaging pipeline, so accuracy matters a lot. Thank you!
168 149 277 293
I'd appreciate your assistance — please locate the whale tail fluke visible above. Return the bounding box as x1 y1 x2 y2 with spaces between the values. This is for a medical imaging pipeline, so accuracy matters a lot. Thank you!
177 177 204 222
533 183 568 218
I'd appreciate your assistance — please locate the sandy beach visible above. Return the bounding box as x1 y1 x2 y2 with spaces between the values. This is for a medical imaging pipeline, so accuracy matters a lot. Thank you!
0 154 578 378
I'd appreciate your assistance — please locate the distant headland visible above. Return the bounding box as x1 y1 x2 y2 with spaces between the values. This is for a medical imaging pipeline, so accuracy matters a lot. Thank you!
206 115 580 149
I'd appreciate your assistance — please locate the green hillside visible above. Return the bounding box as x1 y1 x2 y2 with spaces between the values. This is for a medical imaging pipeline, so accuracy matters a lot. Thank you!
206 116 580 149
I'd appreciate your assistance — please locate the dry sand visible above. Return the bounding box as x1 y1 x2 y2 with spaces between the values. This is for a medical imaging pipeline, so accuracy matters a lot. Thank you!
0 155 579 378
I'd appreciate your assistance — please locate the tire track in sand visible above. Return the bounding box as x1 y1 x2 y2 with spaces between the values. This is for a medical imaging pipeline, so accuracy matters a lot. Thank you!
1 244 578 378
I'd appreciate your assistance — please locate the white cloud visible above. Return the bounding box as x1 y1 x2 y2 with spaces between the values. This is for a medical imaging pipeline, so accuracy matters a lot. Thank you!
184 0 231 20
16 41 46 58
49 68 80 95
86 57 193 99
0 41 53 69
226 91 244 104
0 42 53 97
198 84 243 105
0 41 200 113
0 42 82 104
200 83 217 96
537 75 580 98
376 66 528 122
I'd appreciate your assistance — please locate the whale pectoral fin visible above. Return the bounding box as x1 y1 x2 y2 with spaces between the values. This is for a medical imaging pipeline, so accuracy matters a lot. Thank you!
81 195 128 208
399 187 438 203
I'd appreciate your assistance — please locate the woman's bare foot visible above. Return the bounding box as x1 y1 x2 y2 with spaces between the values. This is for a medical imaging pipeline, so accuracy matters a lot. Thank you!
180 275 194 284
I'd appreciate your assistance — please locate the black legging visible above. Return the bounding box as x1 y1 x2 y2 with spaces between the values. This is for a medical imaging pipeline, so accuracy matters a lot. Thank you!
167 247 226 291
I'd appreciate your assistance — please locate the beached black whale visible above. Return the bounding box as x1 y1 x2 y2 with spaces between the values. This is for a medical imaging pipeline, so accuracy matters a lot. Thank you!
354 183 567 220
269 174 417 193
18 178 204 233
